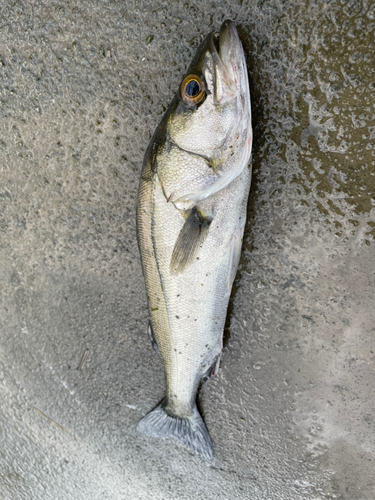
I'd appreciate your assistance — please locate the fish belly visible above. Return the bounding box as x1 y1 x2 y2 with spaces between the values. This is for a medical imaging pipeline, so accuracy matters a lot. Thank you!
149 164 252 417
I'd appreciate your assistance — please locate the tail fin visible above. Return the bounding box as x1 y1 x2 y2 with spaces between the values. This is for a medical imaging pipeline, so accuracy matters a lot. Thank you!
137 400 214 461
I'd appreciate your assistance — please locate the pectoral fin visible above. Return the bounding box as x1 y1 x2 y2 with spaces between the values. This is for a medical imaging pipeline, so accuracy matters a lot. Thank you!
170 207 213 275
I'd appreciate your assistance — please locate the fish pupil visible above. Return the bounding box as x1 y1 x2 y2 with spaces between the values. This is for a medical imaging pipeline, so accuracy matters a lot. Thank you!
185 80 200 97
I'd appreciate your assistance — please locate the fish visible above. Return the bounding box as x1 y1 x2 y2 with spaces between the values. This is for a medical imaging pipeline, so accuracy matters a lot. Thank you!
136 20 252 461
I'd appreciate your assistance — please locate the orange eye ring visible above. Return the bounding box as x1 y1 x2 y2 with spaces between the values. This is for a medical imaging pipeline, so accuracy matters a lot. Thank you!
180 74 205 105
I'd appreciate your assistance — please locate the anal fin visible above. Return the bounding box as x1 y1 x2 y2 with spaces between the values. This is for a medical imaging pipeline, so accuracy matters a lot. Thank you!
227 227 244 292
170 207 212 275
201 353 222 383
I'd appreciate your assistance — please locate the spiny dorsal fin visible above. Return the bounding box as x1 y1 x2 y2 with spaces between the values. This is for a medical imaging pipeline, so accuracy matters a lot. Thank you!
170 207 212 275
147 320 160 355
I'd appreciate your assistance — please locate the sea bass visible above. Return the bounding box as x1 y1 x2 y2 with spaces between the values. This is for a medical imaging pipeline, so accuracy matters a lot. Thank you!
136 20 252 460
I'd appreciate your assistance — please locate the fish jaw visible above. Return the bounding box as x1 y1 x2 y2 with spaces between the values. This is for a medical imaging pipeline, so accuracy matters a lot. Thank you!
218 20 252 147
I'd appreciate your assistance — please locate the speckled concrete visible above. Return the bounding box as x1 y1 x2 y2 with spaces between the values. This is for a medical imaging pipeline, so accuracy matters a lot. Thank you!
0 1 374 499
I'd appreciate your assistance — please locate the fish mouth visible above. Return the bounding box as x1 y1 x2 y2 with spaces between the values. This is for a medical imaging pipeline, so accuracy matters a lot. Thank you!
183 20 246 104
212 32 220 53
209 20 247 104
218 20 241 50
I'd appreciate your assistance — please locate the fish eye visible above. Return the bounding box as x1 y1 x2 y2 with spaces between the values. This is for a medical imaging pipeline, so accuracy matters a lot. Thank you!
180 75 205 106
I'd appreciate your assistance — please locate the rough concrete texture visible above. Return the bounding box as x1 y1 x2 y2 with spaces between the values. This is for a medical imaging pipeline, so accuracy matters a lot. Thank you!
0 0 374 498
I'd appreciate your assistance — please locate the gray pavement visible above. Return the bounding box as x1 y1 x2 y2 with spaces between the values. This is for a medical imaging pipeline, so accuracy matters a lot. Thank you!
0 0 374 498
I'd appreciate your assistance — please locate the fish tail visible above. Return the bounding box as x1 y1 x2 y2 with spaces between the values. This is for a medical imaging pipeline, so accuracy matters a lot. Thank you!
137 399 214 461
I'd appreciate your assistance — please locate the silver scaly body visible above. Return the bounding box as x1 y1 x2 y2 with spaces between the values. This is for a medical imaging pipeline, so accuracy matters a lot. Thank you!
136 20 252 460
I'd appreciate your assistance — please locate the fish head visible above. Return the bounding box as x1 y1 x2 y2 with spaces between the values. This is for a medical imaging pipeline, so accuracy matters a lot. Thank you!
143 21 252 208
167 20 252 166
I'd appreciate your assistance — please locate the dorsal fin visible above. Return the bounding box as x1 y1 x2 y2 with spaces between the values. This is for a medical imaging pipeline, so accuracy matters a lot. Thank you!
147 320 160 355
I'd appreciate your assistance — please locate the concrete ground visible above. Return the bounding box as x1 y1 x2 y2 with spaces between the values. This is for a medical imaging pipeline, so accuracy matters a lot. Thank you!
0 0 374 498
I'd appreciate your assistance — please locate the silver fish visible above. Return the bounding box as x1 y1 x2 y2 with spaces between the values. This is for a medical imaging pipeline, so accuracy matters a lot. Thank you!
136 20 252 460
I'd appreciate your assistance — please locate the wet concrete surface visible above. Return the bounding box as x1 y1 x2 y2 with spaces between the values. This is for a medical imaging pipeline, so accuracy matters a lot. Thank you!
0 0 374 498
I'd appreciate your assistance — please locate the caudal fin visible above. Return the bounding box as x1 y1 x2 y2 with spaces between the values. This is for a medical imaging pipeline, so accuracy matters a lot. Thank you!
137 400 214 461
